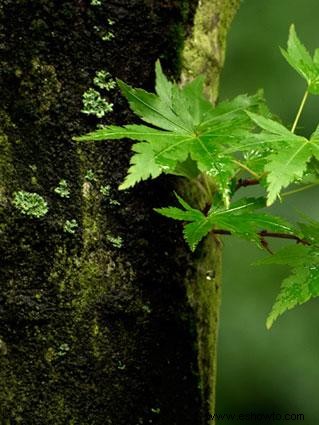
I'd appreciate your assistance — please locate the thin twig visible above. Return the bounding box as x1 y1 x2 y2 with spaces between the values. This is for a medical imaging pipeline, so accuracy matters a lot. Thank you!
212 229 310 246
236 178 260 190
258 230 310 245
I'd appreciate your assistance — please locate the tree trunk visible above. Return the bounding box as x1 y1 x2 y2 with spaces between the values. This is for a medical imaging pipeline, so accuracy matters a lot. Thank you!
0 1 238 424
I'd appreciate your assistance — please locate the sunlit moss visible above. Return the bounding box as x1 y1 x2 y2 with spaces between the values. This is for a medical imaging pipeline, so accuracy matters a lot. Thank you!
182 0 241 103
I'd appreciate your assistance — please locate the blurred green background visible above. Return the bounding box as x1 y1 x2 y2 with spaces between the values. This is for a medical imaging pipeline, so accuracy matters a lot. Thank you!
216 0 319 423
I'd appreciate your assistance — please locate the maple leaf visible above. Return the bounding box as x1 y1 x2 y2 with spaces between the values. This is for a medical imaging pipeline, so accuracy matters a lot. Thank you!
257 244 319 329
75 61 262 192
246 112 319 205
156 196 295 251
119 142 162 190
73 29 319 330
281 24 319 94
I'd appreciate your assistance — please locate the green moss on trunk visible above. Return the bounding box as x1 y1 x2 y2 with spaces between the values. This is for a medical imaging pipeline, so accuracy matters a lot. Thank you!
181 1 241 422
182 0 241 102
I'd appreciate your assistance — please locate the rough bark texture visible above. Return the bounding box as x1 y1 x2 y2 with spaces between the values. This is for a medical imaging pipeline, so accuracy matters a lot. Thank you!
0 1 237 424
181 0 240 417
182 0 241 103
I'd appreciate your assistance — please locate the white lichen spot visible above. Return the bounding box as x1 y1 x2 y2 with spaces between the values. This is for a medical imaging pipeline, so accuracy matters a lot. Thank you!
63 219 78 234
13 191 48 218
54 179 70 198
100 184 111 196
82 88 113 118
94 70 116 91
107 234 123 248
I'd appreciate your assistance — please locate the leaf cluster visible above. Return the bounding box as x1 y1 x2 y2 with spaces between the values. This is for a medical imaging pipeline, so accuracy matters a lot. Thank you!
75 25 319 328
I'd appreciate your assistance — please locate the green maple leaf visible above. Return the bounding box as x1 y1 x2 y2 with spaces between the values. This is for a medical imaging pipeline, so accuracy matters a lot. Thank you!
156 196 295 251
246 112 319 205
73 28 319 330
267 266 318 329
157 193 205 222
246 111 293 137
310 123 319 142
224 112 301 182
265 140 313 205
267 127 319 205
154 61 173 105
75 61 262 191
281 24 319 94
119 142 162 189
257 244 319 328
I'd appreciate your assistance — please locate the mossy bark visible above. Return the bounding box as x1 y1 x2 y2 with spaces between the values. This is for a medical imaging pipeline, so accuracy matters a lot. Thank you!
180 0 240 419
182 0 241 103
0 1 238 424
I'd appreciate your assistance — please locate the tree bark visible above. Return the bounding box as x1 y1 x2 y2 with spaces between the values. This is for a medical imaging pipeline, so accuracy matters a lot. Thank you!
180 0 241 419
182 0 241 103
0 1 238 424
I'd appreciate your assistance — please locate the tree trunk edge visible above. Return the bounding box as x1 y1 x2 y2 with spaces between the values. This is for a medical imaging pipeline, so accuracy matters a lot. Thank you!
184 236 222 422
182 0 241 103
181 1 241 422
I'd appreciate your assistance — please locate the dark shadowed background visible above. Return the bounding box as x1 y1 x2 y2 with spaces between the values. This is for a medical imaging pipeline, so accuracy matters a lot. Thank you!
216 0 319 423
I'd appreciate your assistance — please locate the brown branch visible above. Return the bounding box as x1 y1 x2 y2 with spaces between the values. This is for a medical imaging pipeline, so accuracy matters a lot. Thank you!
212 229 310 246
235 178 260 190
258 231 310 245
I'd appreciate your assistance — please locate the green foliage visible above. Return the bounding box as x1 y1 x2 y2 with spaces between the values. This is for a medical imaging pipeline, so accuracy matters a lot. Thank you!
156 197 294 251
75 26 319 328
298 215 319 242
281 24 319 94
13 191 48 218
257 243 319 329
247 112 319 205
54 179 70 198
77 61 261 201
157 195 295 251
119 141 162 190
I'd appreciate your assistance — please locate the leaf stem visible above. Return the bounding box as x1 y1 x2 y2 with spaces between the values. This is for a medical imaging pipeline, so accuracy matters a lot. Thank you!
281 182 319 198
232 159 260 178
291 90 309 133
